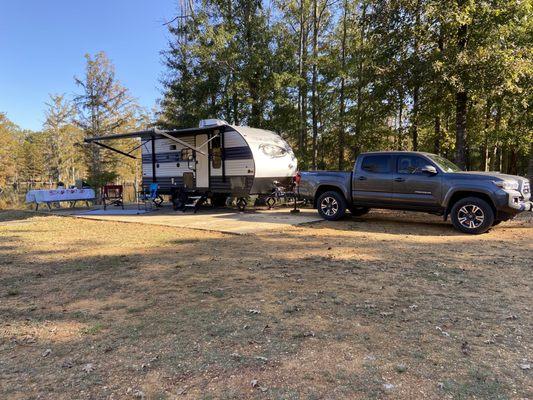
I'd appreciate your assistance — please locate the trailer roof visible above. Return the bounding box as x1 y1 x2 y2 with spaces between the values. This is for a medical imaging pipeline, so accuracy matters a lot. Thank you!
83 126 223 143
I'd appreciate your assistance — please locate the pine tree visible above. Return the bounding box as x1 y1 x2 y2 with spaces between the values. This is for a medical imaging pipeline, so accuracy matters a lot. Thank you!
74 52 135 188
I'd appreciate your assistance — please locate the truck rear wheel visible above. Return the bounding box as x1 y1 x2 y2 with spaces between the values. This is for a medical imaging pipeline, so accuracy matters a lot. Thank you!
450 197 494 234
317 191 346 221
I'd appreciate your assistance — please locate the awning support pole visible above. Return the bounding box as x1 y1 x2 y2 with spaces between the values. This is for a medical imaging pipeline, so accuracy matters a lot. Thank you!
151 135 157 183
92 141 137 159
154 128 206 156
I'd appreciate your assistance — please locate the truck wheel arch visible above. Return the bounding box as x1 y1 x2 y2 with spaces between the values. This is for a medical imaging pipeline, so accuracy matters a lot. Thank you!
314 185 347 208
445 190 497 218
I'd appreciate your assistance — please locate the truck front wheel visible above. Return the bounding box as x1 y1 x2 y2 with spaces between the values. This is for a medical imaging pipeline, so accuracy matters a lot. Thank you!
450 197 494 234
317 191 347 221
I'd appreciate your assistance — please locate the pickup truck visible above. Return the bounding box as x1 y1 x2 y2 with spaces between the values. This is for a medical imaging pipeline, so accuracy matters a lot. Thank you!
297 151 532 234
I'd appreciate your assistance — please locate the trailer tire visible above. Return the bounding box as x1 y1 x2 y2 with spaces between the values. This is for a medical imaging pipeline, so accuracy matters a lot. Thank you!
317 191 346 221
237 197 247 212
211 193 228 207
172 198 184 211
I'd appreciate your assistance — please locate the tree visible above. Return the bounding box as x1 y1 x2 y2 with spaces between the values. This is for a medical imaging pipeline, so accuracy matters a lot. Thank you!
18 131 47 185
0 113 21 191
74 52 136 188
43 94 84 184
159 0 532 177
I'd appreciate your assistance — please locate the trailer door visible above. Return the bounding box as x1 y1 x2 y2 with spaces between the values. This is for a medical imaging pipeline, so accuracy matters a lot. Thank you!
195 134 209 189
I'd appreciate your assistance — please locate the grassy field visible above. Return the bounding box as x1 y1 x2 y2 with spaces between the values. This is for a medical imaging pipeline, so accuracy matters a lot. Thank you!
1 210 531 399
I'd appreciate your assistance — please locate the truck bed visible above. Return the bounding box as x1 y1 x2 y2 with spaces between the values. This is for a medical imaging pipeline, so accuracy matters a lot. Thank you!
297 170 352 203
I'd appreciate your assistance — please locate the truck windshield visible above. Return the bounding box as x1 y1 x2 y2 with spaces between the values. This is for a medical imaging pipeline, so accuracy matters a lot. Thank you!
426 154 462 172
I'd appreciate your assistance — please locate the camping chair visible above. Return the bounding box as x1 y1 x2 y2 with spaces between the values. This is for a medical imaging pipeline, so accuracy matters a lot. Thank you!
102 184 124 210
138 183 164 210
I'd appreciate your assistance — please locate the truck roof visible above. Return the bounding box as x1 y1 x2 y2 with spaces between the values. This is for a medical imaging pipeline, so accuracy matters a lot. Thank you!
359 151 436 157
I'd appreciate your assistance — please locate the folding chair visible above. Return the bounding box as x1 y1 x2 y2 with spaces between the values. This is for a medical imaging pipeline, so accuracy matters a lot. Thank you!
138 183 164 210
102 185 124 210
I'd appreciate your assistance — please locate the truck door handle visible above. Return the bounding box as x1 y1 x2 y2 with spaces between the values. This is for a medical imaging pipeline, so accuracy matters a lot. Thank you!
358 176 367 180
394 177 405 182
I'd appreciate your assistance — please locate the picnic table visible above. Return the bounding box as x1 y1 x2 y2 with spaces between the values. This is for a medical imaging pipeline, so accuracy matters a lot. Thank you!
26 188 96 210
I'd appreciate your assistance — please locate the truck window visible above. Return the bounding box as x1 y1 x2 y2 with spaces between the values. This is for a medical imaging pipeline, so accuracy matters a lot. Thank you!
361 155 391 173
397 155 428 174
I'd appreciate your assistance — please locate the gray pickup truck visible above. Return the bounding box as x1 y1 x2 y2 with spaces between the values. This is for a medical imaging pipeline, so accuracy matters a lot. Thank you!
297 151 532 234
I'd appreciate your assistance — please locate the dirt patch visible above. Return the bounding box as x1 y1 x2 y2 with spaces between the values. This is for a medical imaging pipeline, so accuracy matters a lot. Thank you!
1 209 531 399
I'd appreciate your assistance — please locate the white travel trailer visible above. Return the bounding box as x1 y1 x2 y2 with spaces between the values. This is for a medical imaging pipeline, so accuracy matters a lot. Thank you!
84 120 298 209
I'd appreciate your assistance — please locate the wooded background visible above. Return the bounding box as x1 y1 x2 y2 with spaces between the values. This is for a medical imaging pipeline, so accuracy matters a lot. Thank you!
1 0 531 206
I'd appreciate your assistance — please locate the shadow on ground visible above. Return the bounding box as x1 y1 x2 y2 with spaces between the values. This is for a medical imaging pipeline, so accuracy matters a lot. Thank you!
0 210 531 399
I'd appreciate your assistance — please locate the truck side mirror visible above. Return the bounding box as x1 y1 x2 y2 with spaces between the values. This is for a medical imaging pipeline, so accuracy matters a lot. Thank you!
421 165 437 175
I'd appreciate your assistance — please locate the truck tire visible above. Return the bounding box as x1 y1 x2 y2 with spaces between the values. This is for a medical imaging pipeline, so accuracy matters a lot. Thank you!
317 191 347 221
450 197 494 234
350 206 370 217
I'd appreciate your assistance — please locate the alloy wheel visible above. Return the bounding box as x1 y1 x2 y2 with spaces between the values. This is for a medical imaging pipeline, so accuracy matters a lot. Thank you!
457 204 485 229
320 196 339 217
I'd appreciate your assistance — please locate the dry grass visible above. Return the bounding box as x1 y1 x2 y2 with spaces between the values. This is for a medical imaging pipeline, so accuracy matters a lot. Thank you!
1 209 532 399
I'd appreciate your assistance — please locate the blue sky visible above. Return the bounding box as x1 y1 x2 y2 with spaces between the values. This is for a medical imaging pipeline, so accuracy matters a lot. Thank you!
0 0 177 131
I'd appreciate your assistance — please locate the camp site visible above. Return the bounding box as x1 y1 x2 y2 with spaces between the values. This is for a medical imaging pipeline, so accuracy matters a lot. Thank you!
1 1 532 399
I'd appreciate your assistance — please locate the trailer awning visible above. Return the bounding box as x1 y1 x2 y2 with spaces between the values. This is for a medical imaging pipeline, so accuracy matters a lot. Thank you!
84 126 225 156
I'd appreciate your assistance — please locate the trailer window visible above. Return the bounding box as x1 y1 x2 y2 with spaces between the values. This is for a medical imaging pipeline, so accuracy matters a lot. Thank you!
211 136 222 169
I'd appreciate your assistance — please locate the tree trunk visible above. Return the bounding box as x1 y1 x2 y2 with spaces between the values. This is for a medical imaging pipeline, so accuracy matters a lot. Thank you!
482 101 491 171
311 0 319 170
354 2 367 161
410 0 421 151
298 0 308 162
434 115 441 154
397 90 404 149
411 86 419 151
433 22 444 155
455 91 467 169
337 0 348 170
491 100 502 171
528 140 533 183
455 3 468 169
508 148 518 175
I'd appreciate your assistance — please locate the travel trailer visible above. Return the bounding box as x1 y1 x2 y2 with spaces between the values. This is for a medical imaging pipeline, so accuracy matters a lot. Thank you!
84 120 298 210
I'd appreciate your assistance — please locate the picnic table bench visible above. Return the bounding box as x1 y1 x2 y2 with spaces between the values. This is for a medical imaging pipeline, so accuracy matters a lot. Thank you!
26 188 96 210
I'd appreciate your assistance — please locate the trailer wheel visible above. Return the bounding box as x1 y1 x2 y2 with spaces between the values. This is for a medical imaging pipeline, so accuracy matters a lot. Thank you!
237 197 247 212
317 191 346 221
211 193 228 207
172 197 184 211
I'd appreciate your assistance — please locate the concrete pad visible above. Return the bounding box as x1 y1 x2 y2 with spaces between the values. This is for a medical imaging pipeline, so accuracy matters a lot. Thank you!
71 206 323 234
78 209 149 216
